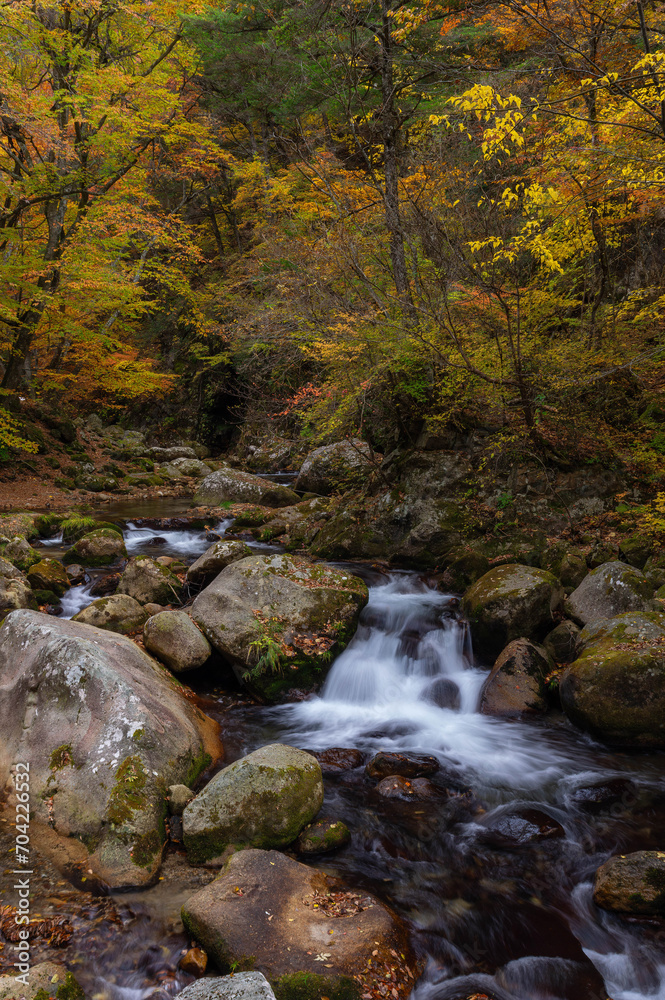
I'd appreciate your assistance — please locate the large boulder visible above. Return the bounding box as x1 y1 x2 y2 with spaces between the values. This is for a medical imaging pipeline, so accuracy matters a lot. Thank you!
479 639 552 716
295 439 379 495
462 564 563 657
594 851 665 916
183 744 323 864
0 610 219 889
151 445 197 461
560 611 665 747
181 849 416 982
117 555 183 605
63 527 127 567
174 974 276 1000
565 561 652 625
186 540 252 588
191 554 368 702
1 536 40 572
72 594 149 634
162 457 211 479
27 558 70 598
194 466 298 507
144 611 211 672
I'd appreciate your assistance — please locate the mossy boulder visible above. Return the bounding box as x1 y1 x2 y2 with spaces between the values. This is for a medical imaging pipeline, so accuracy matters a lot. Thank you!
0 963 83 1000
479 638 553 716
117 555 183 605
143 611 211 672
565 561 652 626
195 465 299 507
295 439 379 495
542 543 587 592
27 558 70 598
162 457 210 478
618 533 654 570
0 610 219 890
560 611 665 747
295 818 351 855
273 974 360 1000
1 536 41 572
542 620 580 664
72 594 148 634
183 744 323 864
191 554 368 703
462 564 564 657
0 564 33 621
186 540 253 588
181 849 416 981
63 527 127 567
439 547 490 593
594 851 665 916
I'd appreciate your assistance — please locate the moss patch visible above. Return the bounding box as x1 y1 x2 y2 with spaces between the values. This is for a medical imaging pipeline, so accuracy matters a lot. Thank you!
273 973 361 1000
107 755 148 826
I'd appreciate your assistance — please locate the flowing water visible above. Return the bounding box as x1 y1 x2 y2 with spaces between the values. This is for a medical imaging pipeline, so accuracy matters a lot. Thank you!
17 502 665 999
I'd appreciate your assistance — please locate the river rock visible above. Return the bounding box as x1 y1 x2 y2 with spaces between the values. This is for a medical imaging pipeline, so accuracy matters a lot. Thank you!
90 572 120 597
295 439 379 495
0 555 27 580
0 963 83 1000
63 527 127 567
594 851 665 916
365 751 439 780
186 540 252 588
542 620 580 663
72 594 148 634
151 445 197 461
421 676 461 709
144 611 211 672
27 558 70 598
479 639 552 716
377 775 437 800
462 564 563 656
479 808 565 846
66 563 87 586
168 783 195 815
181 848 415 981
0 610 218 890
164 457 211 478
0 570 33 621
618 534 654 570
194 466 298 507
295 818 351 854
182 744 323 864
191 554 368 702
1 535 40 571
304 748 365 773
175 973 275 1000
559 611 665 747
565 561 652 626
118 555 183 605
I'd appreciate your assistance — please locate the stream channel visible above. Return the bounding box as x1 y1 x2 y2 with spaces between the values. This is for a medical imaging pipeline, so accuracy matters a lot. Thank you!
16 496 665 1000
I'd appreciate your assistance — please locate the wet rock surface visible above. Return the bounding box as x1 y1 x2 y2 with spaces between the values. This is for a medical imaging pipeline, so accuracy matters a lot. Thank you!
594 851 665 916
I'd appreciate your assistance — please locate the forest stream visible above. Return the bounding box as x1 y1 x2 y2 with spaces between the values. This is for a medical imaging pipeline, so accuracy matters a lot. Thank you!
4 496 665 1000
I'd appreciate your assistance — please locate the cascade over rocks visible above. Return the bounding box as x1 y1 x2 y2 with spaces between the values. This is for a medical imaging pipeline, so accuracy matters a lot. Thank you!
194 465 299 507
0 610 219 890
182 744 323 864
594 851 665 916
479 639 553 716
559 611 665 747
295 439 379 495
565 561 652 625
191 554 368 702
462 564 564 657
186 540 252 588
181 848 416 982
117 555 183 605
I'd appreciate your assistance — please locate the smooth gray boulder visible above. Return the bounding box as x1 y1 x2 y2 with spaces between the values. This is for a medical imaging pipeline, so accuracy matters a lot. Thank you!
0 610 218 889
565 560 652 625
165 457 211 478
72 593 148 634
186 540 252 588
143 611 211 672
182 744 323 864
0 555 26 580
462 564 564 656
295 438 378 495
194 465 298 507
174 974 276 1000
117 555 183 605
191 554 368 702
